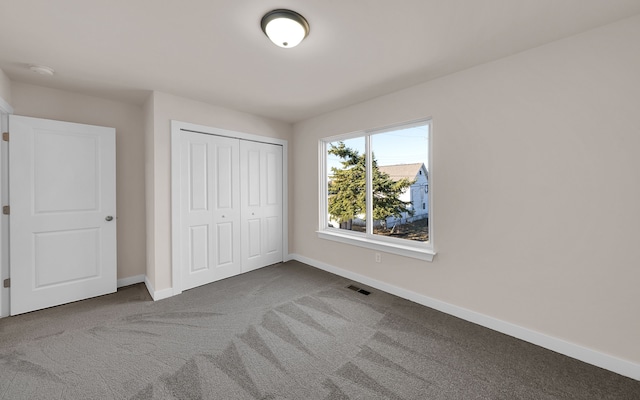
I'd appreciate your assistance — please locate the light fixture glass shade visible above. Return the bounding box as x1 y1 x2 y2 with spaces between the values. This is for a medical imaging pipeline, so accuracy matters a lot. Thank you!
261 9 309 48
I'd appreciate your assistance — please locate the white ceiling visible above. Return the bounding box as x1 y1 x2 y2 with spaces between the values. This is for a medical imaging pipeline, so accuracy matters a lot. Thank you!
1 0 639 123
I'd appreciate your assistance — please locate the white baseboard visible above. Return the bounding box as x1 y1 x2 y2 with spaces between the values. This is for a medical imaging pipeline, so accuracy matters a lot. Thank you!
117 274 145 288
289 253 640 381
144 276 174 301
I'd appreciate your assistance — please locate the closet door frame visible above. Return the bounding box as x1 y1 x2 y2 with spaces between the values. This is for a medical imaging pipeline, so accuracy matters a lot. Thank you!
170 120 288 296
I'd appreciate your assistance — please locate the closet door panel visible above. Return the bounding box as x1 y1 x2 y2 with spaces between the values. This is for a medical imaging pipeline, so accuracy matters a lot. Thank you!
246 149 261 206
216 146 234 209
189 143 208 211
180 133 241 290
266 152 278 205
241 141 283 272
247 219 261 258
266 216 280 254
216 222 234 265
189 225 209 272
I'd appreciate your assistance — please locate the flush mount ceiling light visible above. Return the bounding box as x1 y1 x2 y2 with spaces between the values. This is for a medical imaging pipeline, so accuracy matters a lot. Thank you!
28 64 55 76
261 9 309 48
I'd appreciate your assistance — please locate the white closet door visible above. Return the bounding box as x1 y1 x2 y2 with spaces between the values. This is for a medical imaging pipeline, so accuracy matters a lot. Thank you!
180 132 241 290
240 141 283 272
9 115 116 315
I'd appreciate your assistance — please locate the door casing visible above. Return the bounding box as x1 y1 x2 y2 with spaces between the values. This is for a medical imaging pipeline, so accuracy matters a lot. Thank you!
0 96 12 318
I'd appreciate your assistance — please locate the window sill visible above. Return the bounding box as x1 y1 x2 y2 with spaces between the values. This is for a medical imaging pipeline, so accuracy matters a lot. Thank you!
317 230 435 262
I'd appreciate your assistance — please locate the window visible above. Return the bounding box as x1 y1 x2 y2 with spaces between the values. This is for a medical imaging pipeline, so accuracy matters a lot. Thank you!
318 119 434 261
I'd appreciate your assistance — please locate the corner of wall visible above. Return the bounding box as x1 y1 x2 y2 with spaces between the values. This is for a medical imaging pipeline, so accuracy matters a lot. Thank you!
144 275 172 301
143 92 156 289
0 68 12 112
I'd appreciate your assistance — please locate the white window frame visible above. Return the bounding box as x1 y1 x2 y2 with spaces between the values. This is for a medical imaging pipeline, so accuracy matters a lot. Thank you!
317 118 435 261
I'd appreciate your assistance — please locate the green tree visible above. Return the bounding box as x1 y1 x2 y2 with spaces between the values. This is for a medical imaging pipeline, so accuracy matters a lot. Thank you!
328 142 414 227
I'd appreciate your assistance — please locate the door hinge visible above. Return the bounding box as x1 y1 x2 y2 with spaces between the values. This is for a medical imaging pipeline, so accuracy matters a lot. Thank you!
2 278 9 288
2 206 8 215
2 132 8 142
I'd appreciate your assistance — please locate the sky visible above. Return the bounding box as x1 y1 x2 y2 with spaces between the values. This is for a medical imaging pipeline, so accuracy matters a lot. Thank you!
326 123 429 175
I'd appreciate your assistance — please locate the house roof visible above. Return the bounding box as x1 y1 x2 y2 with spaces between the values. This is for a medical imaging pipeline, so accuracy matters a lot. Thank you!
378 163 427 181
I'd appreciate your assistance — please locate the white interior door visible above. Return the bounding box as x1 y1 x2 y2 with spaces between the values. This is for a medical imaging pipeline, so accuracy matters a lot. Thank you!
9 115 116 315
240 141 283 272
180 132 241 290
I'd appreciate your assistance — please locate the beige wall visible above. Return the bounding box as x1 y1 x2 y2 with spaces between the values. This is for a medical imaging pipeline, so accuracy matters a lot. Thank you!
11 82 147 280
292 15 640 364
146 91 293 291
143 93 156 287
0 68 11 106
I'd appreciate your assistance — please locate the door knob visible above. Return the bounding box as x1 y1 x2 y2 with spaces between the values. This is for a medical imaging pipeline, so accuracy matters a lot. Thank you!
105 216 114 221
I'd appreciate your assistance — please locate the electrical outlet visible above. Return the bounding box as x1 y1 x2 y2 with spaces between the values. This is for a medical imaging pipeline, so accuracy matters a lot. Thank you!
375 253 381 263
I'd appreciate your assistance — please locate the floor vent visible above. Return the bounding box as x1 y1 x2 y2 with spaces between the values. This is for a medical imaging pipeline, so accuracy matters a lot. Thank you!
347 285 371 296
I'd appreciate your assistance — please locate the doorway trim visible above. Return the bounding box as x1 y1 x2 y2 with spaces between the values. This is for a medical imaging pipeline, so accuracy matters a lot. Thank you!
0 96 13 317
170 120 289 296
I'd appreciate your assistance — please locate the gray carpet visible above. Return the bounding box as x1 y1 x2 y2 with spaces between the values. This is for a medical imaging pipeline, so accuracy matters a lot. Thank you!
0 261 638 399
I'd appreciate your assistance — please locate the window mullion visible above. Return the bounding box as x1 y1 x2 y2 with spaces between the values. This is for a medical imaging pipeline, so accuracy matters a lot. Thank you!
365 134 373 236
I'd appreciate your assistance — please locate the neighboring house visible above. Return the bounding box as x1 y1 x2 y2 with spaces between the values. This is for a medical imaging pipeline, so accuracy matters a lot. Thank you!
378 163 429 227
327 162 429 229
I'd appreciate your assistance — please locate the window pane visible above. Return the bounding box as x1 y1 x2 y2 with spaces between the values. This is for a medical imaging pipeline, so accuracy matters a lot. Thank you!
326 137 366 233
370 123 429 242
